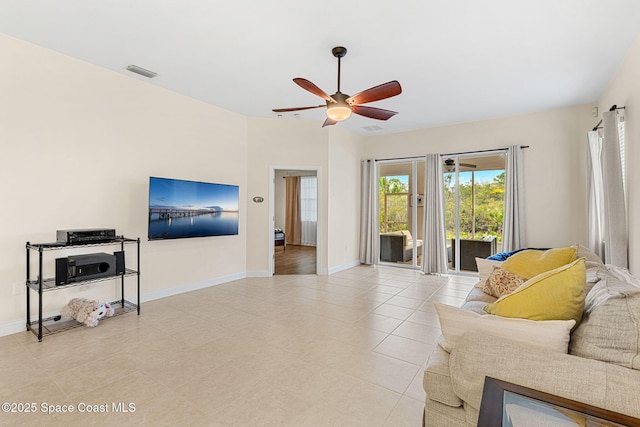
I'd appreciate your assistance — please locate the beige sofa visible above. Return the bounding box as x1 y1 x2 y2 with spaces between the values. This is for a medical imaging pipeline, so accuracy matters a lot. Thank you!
423 248 640 426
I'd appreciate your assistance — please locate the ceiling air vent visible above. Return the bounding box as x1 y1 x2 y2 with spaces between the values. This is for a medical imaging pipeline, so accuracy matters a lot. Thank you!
126 65 158 78
362 125 383 132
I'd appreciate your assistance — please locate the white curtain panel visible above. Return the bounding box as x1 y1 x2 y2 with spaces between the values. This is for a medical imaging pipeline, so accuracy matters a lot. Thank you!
587 131 605 258
601 111 628 267
300 175 318 246
359 160 379 264
502 145 526 252
422 154 448 274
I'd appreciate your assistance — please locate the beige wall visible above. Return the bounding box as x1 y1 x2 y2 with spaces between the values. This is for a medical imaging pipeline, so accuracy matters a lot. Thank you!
328 126 363 271
0 35 248 332
245 118 363 275
363 105 595 249
597 35 640 274
246 118 329 275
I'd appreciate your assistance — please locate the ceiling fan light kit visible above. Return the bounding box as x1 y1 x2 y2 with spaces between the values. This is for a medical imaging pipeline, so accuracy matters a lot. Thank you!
273 46 401 127
325 93 352 122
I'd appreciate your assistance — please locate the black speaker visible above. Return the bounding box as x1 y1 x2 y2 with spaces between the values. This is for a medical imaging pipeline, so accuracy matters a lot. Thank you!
55 257 69 285
55 253 116 285
114 251 125 275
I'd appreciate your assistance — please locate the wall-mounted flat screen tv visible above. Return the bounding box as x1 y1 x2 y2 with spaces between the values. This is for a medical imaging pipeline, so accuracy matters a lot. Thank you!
148 177 239 240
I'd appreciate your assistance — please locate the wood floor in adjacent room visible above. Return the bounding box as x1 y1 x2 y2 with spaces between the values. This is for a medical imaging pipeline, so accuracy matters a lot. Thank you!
275 244 316 275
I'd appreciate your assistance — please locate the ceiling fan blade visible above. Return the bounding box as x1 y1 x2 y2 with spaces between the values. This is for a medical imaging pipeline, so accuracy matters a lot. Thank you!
322 118 337 127
346 80 402 105
351 105 398 121
293 78 335 102
272 105 326 113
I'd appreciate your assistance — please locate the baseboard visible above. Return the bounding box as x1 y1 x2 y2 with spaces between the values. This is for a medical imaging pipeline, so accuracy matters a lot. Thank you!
327 259 360 275
130 271 247 303
0 271 247 338
1 308 66 337
0 318 29 338
246 270 271 278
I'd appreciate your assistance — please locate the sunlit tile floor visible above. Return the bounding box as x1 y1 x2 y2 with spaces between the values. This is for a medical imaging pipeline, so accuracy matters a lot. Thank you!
0 265 477 427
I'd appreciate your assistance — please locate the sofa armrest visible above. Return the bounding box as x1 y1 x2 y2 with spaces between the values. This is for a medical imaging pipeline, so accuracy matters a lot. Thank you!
449 331 640 423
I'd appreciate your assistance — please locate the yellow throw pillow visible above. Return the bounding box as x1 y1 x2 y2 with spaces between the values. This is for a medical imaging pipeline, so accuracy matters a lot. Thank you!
483 258 586 323
502 247 577 279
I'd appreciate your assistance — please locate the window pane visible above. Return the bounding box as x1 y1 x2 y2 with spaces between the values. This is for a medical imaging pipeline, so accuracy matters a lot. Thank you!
300 176 317 221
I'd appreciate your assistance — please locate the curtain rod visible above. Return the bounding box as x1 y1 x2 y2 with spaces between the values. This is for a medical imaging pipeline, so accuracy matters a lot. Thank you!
592 105 625 131
370 146 529 162
442 146 529 157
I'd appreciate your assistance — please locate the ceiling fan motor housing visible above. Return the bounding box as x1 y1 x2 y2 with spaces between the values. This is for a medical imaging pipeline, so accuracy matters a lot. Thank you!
332 46 347 58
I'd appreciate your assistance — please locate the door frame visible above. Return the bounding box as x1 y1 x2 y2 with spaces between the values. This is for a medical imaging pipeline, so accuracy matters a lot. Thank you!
268 165 321 276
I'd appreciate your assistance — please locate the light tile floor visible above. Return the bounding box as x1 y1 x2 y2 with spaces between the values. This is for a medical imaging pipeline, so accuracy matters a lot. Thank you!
0 265 477 427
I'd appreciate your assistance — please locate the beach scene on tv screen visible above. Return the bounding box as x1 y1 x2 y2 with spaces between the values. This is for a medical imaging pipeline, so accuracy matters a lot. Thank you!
148 177 239 240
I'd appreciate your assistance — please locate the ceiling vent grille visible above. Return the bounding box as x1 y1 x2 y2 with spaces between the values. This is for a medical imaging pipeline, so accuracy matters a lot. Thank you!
362 125 383 132
126 65 158 78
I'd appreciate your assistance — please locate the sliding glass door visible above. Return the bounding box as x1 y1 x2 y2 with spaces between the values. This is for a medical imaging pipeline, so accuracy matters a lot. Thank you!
377 159 425 269
444 153 506 273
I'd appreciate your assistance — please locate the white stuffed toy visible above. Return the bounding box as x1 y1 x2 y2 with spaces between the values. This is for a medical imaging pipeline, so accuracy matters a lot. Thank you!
60 298 115 327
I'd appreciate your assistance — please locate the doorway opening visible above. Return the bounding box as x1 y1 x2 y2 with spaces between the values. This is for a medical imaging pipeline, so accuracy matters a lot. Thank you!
271 168 319 275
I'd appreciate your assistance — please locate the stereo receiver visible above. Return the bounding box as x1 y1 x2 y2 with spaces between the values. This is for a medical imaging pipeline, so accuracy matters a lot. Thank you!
56 228 116 245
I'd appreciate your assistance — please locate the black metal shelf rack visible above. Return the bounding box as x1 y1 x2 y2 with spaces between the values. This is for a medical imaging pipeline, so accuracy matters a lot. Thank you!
26 236 140 341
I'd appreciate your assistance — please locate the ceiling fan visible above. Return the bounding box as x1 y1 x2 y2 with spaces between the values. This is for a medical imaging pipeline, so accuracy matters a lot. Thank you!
273 46 402 127
444 158 477 172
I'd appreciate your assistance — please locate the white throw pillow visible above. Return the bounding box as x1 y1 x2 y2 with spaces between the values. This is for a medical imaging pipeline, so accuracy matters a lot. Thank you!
475 257 504 288
434 302 575 353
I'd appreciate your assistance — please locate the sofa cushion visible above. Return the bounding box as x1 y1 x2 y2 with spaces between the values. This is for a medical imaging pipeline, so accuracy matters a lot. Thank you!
462 286 497 314
424 341 463 408
483 258 586 323
502 246 577 279
434 303 575 353
465 286 496 303
481 266 526 298
570 265 640 370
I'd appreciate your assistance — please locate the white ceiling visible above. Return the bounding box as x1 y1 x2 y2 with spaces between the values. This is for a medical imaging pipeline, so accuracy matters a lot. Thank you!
2 1 640 135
